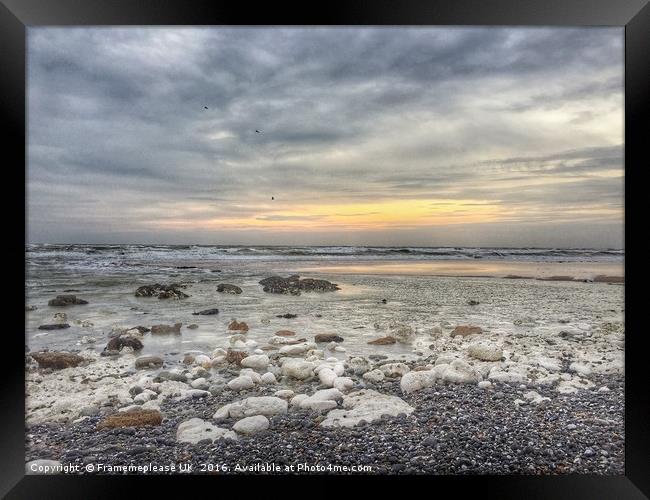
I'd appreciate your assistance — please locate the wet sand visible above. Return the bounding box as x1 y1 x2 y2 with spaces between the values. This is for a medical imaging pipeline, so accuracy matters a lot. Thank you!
295 259 624 282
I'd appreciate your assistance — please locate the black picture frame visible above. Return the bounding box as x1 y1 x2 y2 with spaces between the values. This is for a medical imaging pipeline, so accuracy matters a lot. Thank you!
2 0 647 497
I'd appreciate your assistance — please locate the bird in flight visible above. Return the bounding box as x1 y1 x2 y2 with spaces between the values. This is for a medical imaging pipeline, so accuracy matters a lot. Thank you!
204 106 208 110
271 196 275 200
255 130 261 133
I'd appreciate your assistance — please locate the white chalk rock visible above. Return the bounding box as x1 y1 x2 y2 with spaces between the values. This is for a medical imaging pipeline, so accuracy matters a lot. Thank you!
468 343 503 362
260 372 277 385
321 389 414 427
400 370 438 393
363 369 385 383
227 375 255 391
556 377 595 394
214 396 288 419
190 378 209 390
478 380 492 389
318 367 338 387
232 415 269 435
534 357 562 372
278 344 312 356
300 388 343 411
333 376 354 392
523 390 551 405
347 357 371 374
438 359 481 383
379 363 410 377
435 354 458 366
268 336 302 345
240 369 262 384
488 364 529 384
274 389 294 399
212 348 227 358
569 362 592 377
177 418 237 443
281 359 315 380
194 354 211 366
290 394 308 407
176 389 210 401
133 389 157 404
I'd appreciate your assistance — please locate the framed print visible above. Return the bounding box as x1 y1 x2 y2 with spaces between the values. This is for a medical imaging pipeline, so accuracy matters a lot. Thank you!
1 0 648 497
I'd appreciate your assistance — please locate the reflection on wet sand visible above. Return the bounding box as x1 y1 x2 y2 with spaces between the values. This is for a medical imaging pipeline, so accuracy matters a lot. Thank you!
295 259 624 282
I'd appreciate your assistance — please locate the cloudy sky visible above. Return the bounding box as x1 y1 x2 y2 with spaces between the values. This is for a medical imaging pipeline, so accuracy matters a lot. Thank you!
27 27 623 247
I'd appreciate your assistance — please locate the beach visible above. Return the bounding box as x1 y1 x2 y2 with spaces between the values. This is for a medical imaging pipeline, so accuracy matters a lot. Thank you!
25 244 625 474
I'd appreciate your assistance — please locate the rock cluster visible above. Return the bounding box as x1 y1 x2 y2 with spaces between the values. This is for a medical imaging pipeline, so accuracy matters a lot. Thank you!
47 295 89 307
259 275 340 295
217 284 242 294
134 284 189 299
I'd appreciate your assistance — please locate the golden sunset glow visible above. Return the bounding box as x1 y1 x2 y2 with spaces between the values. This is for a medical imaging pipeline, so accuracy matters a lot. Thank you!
146 198 505 232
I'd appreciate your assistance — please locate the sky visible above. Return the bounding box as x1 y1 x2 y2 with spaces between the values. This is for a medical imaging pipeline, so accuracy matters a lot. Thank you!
27 27 624 248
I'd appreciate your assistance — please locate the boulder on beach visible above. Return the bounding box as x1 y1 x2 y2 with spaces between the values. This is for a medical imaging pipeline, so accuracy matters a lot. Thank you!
227 375 255 391
275 330 296 337
134 283 189 299
97 409 162 429
176 418 237 444
29 351 86 369
259 275 339 295
315 333 344 343
105 335 144 353
240 354 270 370
47 295 88 307
400 359 481 393
468 342 503 361
232 415 269 435
217 284 243 294
38 323 70 330
228 320 249 332
214 396 288 420
192 308 219 316
320 389 414 428
299 388 343 411
281 359 315 380
362 369 385 383
150 323 182 335
450 325 483 337
367 336 396 345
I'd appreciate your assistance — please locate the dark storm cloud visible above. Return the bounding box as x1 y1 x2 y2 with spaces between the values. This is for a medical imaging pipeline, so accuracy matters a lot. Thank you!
27 27 623 246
